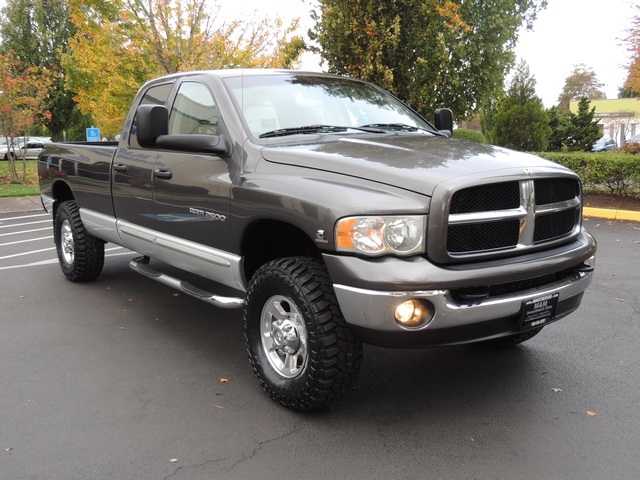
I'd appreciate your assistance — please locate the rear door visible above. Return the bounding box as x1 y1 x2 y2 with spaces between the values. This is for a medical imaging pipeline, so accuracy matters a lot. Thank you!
112 81 174 231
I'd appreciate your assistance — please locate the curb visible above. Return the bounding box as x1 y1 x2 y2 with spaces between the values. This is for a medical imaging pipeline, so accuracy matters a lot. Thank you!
583 207 640 222
0 195 44 214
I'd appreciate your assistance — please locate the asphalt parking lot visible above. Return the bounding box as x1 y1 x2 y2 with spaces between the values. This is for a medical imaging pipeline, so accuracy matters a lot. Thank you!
1 206 639 480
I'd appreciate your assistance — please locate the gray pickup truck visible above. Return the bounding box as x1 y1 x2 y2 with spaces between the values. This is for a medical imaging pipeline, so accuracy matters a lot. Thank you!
39 70 597 410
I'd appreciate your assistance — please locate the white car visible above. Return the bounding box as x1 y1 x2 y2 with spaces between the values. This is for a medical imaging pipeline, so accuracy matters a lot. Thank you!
4 137 52 160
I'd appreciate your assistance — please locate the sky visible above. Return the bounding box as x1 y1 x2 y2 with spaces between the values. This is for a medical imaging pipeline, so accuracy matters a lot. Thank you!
217 0 638 108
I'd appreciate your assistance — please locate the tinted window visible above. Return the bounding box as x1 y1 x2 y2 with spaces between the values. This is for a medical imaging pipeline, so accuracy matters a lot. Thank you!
169 82 219 135
129 82 173 148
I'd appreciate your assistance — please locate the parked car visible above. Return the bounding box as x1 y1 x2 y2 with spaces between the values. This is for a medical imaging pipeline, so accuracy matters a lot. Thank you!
0 137 10 158
4 137 52 160
626 134 640 144
591 136 617 152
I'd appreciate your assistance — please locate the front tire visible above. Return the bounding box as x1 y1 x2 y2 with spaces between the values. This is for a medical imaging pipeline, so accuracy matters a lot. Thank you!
54 200 105 282
244 257 362 411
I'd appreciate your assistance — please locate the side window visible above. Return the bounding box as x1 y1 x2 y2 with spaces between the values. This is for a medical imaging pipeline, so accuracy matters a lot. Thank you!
169 82 219 135
129 83 173 148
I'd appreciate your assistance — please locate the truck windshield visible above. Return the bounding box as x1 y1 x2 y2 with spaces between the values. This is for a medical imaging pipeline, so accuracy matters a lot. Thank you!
223 73 434 139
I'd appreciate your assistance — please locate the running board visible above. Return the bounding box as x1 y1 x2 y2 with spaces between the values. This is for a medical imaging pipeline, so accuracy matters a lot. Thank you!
129 256 245 309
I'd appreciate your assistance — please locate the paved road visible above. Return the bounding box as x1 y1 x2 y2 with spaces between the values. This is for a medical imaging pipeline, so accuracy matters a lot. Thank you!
1 211 639 479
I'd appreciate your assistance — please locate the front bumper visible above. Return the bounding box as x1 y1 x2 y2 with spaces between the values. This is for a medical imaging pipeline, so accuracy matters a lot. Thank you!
323 228 596 348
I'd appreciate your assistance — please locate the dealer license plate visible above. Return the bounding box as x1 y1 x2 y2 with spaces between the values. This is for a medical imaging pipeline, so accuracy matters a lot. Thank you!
520 292 560 329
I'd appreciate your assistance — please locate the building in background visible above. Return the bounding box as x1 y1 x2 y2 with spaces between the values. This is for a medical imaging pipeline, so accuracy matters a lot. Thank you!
571 98 640 146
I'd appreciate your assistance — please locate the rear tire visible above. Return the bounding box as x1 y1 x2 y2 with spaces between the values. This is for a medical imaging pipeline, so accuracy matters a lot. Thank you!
54 200 105 282
244 257 362 411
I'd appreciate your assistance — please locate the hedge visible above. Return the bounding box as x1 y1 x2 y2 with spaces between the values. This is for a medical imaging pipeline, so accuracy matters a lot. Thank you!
452 128 486 143
537 152 640 196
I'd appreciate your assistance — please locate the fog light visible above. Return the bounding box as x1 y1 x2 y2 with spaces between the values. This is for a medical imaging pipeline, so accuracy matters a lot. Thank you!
394 299 434 328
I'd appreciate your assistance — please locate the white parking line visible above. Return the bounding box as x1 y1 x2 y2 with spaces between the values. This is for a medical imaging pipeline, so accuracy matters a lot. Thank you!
0 248 131 271
0 235 53 247
0 227 52 237
0 213 49 222
0 219 51 229
0 246 56 261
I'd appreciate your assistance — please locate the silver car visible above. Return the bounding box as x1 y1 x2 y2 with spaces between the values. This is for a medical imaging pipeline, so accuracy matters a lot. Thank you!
4 137 52 160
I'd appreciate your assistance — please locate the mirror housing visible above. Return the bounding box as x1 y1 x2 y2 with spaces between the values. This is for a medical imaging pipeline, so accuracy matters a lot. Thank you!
155 134 228 156
435 108 453 137
136 105 228 155
136 104 169 148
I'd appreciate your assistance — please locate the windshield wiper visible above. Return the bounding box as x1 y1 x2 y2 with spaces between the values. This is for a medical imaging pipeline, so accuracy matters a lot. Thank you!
259 124 385 139
359 123 426 132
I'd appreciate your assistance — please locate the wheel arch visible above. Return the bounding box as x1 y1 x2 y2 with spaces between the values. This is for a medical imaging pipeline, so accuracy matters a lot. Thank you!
50 180 75 216
241 219 322 282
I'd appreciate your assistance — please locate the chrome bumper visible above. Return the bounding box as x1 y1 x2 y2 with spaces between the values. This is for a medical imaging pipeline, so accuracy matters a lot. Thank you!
333 268 592 333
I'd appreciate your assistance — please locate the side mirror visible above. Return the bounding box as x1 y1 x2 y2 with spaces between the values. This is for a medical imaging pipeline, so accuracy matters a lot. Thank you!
136 104 168 148
435 108 453 137
155 134 228 156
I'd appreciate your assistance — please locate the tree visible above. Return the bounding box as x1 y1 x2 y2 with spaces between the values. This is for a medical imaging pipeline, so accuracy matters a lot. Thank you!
491 61 550 152
618 85 640 98
546 106 567 152
0 0 84 140
623 5 640 97
309 0 547 120
63 0 305 136
564 97 601 152
0 52 52 182
556 64 605 113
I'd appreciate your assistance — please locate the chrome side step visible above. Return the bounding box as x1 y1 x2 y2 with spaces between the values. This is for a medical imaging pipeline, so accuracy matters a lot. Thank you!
129 256 245 309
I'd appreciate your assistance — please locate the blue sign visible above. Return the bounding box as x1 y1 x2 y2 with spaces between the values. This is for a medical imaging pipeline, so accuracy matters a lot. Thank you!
86 128 101 142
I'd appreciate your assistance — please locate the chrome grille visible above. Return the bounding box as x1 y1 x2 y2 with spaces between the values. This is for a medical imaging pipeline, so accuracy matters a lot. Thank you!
443 177 581 259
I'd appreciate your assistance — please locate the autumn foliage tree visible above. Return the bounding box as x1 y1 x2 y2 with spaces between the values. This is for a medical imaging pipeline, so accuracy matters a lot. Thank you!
0 52 52 182
309 0 547 120
556 64 605 114
0 0 81 141
623 5 640 97
63 0 305 137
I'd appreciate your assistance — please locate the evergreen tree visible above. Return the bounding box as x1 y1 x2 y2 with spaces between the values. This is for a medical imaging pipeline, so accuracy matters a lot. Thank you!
546 106 568 152
492 61 550 152
565 97 601 151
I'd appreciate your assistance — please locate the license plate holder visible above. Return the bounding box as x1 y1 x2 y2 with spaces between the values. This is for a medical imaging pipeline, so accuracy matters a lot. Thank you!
520 292 560 329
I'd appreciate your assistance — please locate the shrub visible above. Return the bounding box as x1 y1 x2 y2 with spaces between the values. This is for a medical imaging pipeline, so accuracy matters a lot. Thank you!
538 152 640 196
620 142 640 155
452 128 486 143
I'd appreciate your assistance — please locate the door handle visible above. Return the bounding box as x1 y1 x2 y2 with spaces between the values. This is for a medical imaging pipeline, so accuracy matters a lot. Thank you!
113 164 127 172
153 168 173 180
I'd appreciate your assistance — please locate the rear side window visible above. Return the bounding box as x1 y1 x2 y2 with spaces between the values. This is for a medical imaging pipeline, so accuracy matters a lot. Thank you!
169 82 219 135
129 82 173 148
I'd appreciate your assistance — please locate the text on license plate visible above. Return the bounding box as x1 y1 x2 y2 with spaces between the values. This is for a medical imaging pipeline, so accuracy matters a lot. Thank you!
520 292 560 328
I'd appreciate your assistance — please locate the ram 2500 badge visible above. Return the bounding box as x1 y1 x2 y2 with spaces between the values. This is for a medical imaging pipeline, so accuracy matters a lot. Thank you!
39 70 597 410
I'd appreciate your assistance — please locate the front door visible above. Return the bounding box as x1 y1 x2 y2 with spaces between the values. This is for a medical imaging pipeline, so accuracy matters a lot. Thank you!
149 80 232 251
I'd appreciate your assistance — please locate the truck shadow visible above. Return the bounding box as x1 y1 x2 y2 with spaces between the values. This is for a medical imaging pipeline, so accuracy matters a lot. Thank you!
96 254 565 419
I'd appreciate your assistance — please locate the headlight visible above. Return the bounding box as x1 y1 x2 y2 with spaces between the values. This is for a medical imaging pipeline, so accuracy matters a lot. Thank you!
336 215 426 256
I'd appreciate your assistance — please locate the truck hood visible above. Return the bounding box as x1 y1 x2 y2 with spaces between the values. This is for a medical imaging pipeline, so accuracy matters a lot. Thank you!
261 135 561 196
